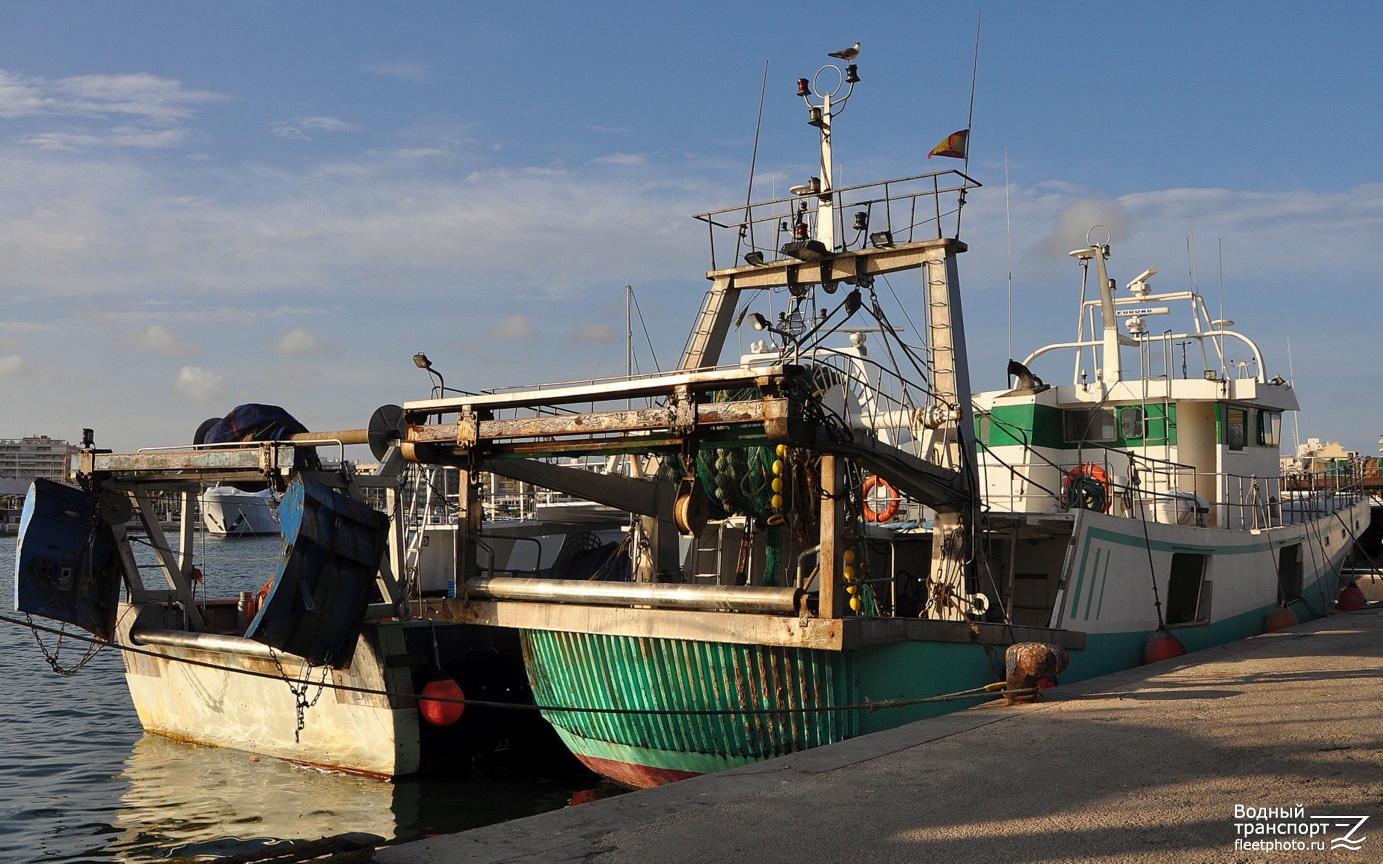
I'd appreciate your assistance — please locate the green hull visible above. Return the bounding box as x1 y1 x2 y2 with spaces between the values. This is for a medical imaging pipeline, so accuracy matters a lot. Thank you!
523 631 1011 786
523 566 1346 787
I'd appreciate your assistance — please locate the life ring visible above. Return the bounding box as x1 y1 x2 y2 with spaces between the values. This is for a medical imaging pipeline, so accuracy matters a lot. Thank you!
861 475 901 522
1064 463 1111 513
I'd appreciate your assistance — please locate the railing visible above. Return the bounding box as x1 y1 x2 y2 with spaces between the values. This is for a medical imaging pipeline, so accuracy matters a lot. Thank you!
977 442 1367 531
694 170 981 272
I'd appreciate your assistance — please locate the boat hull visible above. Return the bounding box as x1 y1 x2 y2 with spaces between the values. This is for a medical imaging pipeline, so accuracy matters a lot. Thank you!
521 501 1368 788
119 604 420 777
201 487 280 536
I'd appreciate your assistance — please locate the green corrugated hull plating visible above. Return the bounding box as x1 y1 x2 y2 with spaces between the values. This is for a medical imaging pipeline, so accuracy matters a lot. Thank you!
522 632 856 770
520 630 1008 783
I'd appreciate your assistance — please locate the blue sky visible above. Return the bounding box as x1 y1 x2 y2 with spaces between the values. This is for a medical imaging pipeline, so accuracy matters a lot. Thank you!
1 1 1380 455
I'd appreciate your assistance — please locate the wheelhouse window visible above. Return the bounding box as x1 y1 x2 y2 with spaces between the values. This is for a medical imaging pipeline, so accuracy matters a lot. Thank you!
1064 408 1116 444
1257 411 1281 447
1226 407 1248 451
1120 407 1143 440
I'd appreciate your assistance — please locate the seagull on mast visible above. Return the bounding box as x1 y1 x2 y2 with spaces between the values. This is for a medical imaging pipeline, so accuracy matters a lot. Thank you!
828 42 860 62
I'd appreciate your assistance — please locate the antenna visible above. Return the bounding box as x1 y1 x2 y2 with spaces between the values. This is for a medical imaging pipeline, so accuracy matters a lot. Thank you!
739 61 769 261
1216 238 1227 379
1287 336 1301 453
1004 147 1012 364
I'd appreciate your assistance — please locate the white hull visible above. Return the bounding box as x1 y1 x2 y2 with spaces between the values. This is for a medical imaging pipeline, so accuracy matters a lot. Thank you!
1057 502 1367 650
118 603 419 776
201 487 279 536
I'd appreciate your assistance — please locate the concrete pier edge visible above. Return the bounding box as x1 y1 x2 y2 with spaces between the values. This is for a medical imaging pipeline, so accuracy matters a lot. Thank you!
377 606 1383 864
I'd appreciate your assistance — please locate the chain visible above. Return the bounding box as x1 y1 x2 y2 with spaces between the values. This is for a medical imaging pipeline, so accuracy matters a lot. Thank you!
268 646 331 742
25 614 105 676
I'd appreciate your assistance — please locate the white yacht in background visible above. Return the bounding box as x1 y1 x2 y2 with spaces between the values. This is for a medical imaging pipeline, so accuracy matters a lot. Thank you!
200 485 280 536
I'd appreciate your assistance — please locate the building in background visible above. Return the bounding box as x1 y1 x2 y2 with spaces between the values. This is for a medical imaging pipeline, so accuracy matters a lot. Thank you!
0 435 78 483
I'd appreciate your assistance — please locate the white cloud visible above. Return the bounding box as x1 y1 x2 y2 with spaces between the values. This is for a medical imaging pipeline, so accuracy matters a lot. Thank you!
363 60 433 85
174 366 223 402
0 69 226 152
123 324 193 356
275 328 328 356
572 323 611 343
494 314 534 340
269 116 359 140
592 152 649 167
0 355 25 377
0 69 225 121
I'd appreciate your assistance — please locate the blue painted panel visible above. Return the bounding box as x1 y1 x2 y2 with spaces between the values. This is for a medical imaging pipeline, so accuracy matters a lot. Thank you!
245 475 389 668
13 479 122 641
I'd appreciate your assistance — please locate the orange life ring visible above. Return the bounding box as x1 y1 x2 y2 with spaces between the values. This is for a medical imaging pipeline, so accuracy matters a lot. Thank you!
1064 463 1112 513
861 475 901 522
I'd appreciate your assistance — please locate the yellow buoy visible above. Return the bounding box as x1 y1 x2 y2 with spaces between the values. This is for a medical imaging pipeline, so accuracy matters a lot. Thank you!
846 583 858 595
849 595 862 612
776 444 787 457
843 549 856 564
771 494 783 510
843 564 856 581
771 477 783 493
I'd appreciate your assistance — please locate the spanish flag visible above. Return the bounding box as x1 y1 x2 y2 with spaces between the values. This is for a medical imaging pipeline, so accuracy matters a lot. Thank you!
928 129 969 160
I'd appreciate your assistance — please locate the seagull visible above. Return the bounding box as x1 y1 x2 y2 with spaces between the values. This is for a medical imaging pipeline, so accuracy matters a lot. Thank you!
828 42 860 62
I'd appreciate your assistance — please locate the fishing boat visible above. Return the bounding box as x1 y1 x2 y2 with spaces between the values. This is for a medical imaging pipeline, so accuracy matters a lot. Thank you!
392 50 1371 788
12 411 622 777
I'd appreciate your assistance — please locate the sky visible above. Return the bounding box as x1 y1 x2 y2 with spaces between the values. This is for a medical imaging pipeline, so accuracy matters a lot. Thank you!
0 1 1380 457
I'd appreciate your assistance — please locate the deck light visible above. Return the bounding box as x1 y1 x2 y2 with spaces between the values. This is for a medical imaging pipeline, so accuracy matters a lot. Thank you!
853 212 868 232
413 352 446 398
748 312 771 331
743 251 765 266
796 78 810 97
870 231 894 248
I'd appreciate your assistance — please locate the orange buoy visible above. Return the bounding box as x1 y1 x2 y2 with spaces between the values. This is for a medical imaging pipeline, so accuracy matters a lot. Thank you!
1336 582 1367 611
1142 627 1187 664
1263 606 1297 632
419 671 466 726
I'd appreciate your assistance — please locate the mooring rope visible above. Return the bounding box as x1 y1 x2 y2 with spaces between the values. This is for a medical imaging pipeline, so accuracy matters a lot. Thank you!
0 611 1029 717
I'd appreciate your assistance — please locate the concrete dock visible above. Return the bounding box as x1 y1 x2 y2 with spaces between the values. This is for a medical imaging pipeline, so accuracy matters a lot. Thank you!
377 607 1383 864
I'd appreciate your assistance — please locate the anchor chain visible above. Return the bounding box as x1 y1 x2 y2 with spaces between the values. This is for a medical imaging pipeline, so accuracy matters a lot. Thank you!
269 646 331 742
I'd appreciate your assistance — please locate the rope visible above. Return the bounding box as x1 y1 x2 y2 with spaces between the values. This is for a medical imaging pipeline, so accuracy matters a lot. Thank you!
0 612 1031 718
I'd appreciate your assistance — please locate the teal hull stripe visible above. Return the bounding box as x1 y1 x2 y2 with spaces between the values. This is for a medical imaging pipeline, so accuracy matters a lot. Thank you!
1069 546 1094 618
1084 549 1107 620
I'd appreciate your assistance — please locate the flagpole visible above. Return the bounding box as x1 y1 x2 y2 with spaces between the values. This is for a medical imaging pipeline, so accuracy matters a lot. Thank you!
964 11 981 176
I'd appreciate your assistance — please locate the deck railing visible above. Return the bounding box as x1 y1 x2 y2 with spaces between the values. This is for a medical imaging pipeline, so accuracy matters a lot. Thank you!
693 170 981 272
977 442 1367 531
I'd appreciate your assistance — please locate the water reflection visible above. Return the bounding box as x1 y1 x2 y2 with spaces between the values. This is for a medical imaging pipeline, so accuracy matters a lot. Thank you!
110 734 411 861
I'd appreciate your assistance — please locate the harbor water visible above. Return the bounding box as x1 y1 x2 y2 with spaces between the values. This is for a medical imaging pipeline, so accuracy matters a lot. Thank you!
0 535 606 863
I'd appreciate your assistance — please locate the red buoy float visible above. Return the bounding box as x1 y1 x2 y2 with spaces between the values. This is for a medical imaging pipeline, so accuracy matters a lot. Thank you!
419 670 466 727
1336 582 1367 611
1263 606 1297 632
1142 627 1187 664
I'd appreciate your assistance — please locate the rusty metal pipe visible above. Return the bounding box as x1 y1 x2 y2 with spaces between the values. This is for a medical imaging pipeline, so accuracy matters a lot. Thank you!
129 626 286 659
465 576 804 614
288 428 370 446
